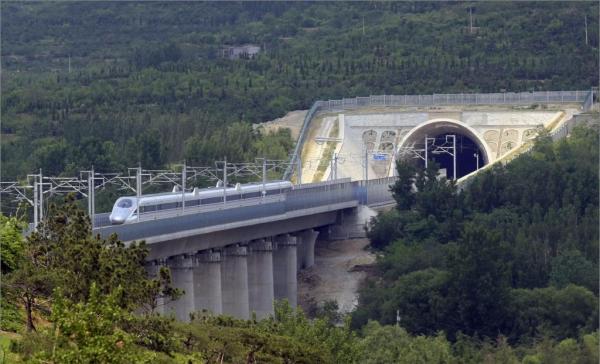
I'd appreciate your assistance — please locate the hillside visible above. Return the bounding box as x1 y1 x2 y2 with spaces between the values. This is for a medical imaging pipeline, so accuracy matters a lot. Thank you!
354 125 599 346
1 2 598 180
2 126 598 363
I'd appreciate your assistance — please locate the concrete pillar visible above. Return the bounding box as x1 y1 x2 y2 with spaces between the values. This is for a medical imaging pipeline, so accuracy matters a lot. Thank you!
296 236 305 273
165 255 194 322
193 250 222 316
247 239 275 319
297 229 319 269
144 259 166 315
273 234 297 308
221 244 250 319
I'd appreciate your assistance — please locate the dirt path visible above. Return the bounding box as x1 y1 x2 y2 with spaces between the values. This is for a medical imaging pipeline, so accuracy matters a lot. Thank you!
298 238 375 314
254 110 307 139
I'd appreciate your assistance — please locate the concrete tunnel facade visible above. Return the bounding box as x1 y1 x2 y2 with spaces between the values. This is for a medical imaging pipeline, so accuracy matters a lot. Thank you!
396 119 493 175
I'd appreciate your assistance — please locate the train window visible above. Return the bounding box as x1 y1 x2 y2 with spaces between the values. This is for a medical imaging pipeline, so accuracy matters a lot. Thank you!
117 199 133 208
243 192 261 199
163 202 177 210
202 197 223 204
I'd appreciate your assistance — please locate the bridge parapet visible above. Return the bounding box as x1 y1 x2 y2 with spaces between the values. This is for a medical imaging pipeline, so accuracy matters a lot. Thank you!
95 178 359 243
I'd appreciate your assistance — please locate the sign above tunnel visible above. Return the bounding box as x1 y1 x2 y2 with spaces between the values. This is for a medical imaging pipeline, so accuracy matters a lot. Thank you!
372 153 388 161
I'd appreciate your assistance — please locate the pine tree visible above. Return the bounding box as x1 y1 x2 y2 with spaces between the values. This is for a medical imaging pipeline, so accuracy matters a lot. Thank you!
5 195 181 331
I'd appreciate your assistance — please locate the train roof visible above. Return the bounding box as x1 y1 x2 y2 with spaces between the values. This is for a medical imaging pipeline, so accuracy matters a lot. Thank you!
116 180 292 200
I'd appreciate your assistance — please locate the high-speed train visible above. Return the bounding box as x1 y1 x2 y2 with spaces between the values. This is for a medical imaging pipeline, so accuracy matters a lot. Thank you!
109 180 293 225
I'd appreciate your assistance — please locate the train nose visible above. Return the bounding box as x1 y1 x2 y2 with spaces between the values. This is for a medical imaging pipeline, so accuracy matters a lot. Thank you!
110 214 125 225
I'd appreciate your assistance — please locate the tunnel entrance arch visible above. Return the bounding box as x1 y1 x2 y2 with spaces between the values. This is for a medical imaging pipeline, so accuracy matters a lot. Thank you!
396 119 492 179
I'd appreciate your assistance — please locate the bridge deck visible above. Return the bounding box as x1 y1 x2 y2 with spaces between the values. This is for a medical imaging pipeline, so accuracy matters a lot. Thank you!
94 178 397 245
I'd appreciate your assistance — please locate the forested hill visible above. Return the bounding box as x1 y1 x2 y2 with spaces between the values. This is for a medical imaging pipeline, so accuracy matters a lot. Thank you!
355 126 599 347
1 2 598 180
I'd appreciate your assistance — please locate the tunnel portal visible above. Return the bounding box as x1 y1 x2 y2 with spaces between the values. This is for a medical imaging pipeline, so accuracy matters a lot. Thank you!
397 119 491 180
421 133 485 179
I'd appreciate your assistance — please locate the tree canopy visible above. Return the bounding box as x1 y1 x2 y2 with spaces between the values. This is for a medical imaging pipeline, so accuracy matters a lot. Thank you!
2 2 598 180
354 126 599 346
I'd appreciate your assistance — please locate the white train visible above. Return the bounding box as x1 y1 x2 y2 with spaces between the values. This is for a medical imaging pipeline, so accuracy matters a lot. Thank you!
109 180 293 225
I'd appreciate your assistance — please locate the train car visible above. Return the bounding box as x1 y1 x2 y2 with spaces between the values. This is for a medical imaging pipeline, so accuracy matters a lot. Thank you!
109 180 293 225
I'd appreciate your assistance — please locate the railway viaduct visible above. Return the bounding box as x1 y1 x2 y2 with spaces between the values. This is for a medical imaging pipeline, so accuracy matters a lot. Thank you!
96 178 389 321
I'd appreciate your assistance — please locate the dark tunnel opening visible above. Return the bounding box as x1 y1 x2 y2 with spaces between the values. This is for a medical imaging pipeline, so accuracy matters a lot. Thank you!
418 133 486 179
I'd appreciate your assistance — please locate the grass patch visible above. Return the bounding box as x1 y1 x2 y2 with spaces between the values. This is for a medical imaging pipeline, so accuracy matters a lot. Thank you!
312 142 337 182
311 118 340 182
0 300 23 333
0 332 23 363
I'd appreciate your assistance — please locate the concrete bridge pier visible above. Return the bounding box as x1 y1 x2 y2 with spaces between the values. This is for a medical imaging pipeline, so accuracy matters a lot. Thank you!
273 234 297 307
193 250 222 315
296 229 319 269
165 255 195 321
247 239 275 319
221 244 250 319
144 259 166 315
296 236 305 273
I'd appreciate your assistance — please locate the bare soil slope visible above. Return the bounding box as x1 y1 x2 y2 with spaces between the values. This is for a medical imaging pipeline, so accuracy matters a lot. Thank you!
254 110 308 139
298 238 375 314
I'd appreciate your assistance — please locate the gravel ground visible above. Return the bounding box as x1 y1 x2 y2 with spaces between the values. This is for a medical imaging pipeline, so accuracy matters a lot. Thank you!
298 238 375 314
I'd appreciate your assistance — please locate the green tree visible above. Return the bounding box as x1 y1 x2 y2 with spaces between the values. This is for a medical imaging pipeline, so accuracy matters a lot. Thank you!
413 161 459 223
32 139 69 176
42 283 153 363
385 269 450 334
4 214 62 331
366 209 406 249
259 300 360 363
253 128 294 160
0 215 25 273
391 159 417 210
0 215 27 332
549 250 598 294
378 240 448 280
5 195 180 332
445 222 511 338
509 285 598 341
358 321 455 364
126 129 165 169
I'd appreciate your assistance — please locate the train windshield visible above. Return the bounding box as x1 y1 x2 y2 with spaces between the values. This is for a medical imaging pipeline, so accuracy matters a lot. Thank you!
117 199 133 208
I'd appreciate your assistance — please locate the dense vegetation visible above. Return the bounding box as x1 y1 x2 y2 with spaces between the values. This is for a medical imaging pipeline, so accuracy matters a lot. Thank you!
1 128 598 363
1 2 598 362
353 126 599 359
1 2 598 180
